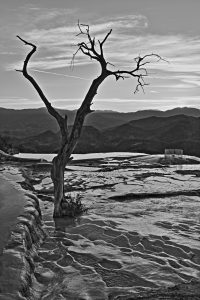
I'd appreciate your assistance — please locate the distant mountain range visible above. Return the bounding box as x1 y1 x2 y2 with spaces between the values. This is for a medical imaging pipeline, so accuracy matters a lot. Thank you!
1 107 200 156
1 106 200 138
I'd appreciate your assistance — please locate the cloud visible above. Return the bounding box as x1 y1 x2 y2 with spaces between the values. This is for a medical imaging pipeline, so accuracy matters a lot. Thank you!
4 8 200 97
8 14 150 69
150 90 159 94
181 79 200 88
0 51 16 55
1 94 200 112
13 19 200 80
0 97 41 108
153 82 198 89
29 68 90 81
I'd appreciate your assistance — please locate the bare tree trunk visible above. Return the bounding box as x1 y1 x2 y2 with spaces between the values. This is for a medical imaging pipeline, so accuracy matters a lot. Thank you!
51 154 66 217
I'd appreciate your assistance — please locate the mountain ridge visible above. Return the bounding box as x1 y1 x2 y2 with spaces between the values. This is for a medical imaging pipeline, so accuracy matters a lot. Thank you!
2 113 200 157
1 106 200 138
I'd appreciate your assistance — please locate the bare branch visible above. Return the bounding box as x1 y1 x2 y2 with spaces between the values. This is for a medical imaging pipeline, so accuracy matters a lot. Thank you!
72 22 111 71
72 24 165 93
99 29 112 56
16 35 68 140
106 62 116 68
101 29 112 47
107 53 166 93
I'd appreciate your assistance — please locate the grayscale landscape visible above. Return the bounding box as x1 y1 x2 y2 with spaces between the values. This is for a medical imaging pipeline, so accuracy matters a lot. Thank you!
0 0 200 299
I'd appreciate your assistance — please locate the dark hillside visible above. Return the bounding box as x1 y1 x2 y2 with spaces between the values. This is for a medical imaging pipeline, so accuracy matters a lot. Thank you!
2 108 200 157
1 106 200 137
103 115 200 156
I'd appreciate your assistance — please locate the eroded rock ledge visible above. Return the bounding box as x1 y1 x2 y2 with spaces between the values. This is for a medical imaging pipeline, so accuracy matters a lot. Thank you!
127 279 200 299
0 193 46 300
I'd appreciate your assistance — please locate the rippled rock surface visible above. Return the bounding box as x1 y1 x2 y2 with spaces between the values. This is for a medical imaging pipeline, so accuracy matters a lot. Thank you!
0 168 46 300
1 154 200 299
25 154 200 299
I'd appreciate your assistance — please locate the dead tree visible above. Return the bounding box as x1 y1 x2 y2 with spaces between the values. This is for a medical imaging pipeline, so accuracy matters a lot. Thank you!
17 23 163 217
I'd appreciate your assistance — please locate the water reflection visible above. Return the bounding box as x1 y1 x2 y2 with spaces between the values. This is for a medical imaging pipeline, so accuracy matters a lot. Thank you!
54 216 81 232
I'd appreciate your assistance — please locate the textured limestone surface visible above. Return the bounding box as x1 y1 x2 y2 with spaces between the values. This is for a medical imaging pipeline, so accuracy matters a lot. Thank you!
1 154 200 299
0 174 26 255
0 169 46 300
28 155 200 299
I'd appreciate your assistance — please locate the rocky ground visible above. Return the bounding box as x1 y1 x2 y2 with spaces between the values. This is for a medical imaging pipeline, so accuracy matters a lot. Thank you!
1 154 200 299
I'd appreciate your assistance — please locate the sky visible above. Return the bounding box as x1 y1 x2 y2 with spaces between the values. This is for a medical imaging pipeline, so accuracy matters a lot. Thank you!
0 0 200 112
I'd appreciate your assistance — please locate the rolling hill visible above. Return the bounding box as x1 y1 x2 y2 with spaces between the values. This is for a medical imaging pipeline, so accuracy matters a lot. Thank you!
1 107 200 156
1 106 200 138
2 113 200 157
6 126 103 154
103 115 200 156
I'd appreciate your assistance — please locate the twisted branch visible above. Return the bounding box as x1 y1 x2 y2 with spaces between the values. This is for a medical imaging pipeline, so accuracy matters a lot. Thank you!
72 21 112 71
16 36 68 141
72 23 166 92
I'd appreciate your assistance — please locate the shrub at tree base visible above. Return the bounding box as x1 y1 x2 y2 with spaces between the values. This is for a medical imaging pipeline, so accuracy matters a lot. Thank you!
60 193 87 217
